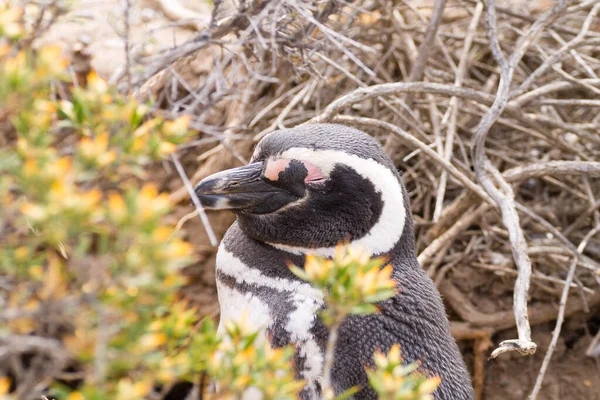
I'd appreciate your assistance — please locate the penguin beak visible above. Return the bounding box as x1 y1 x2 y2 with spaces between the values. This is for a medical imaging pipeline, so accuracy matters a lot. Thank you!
193 162 288 212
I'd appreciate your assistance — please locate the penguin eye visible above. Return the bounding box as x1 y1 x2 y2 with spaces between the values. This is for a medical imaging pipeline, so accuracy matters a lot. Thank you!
301 160 327 185
305 176 326 185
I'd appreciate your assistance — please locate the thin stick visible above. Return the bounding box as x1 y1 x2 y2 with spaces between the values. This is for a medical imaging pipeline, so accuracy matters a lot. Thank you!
321 321 341 400
408 0 448 83
419 204 490 265
312 82 495 123
434 1 483 222
528 225 600 400
171 152 219 246
480 0 573 359
123 0 132 93
513 3 600 97
170 209 200 241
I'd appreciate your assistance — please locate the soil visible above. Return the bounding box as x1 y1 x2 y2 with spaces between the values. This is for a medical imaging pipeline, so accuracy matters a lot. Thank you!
484 320 600 400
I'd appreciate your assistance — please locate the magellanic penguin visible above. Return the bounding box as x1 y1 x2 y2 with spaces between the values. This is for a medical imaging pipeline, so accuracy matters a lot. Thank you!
194 124 474 400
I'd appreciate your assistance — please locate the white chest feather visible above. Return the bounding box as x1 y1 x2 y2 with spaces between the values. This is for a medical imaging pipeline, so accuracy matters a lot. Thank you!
216 281 272 341
215 247 325 398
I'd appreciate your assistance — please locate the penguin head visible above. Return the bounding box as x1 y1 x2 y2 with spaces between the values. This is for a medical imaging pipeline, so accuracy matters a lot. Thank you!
194 124 409 256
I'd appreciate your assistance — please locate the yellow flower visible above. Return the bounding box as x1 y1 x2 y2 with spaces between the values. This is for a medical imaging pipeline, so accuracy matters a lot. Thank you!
224 310 255 337
133 119 160 138
34 99 58 114
0 7 23 38
39 254 67 300
3 51 25 74
108 192 127 223
163 274 183 288
47 157 72 178
419 377 441 395
80 189 102 208
66 392 85 400
59 100 75 120
22 157 39 176
29 265 43 279
387 344 401 364
360 267 379 295
304 255 330 280
162 115 191 138
373 350 388 368
377 264 395 288
14 246 29 261
138 186 171 219
87 70 108 93
36 45 68 76
158 353 189 382
234 346 256 365
131 136 146 153
20 202 47 221
149 320 163 331
0 376 10 395
139 183 158 199
158 141 177 156
64 329 95 355
97 150 117 166
79 132 110 158
49 180 68 199
152 226 172 242
382 371 396 391
116 378 151 400
0 43 10 58
139 332 167 350
345 245 370 265
162 239 193 259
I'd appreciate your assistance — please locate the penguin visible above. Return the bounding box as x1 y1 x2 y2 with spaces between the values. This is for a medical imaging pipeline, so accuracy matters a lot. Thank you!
194 124 474 400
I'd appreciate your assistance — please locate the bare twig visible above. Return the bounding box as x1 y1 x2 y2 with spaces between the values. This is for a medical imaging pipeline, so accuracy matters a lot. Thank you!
171 152 218 246
529 225 600 400
434 1 483 222
321 321 341 399
122 0 132 93
481 0 573 359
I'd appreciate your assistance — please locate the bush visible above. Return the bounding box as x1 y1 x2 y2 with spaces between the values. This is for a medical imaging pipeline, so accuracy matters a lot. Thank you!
0 4 439 400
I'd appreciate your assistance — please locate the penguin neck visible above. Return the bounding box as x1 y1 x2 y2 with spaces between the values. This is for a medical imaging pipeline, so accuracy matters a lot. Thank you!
259 222 419 272
388 225 420 271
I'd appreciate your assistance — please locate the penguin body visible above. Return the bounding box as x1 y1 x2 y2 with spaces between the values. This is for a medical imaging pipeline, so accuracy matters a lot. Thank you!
195 124 474 399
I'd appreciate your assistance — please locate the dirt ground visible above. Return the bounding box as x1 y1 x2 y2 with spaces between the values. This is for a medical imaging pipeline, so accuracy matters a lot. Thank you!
39 0 209 79
39 1 600 399
484 322 600 400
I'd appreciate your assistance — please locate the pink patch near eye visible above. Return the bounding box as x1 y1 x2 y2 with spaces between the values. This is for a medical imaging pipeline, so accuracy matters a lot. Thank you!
264 159 291 181
303 161 326 184
264 158 326 184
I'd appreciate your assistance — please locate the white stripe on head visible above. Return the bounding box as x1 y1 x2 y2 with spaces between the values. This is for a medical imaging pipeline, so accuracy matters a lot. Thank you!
267 148 406 257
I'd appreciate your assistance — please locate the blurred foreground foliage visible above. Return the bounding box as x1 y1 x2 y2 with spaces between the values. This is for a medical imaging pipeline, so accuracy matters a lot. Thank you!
0 4 439 400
